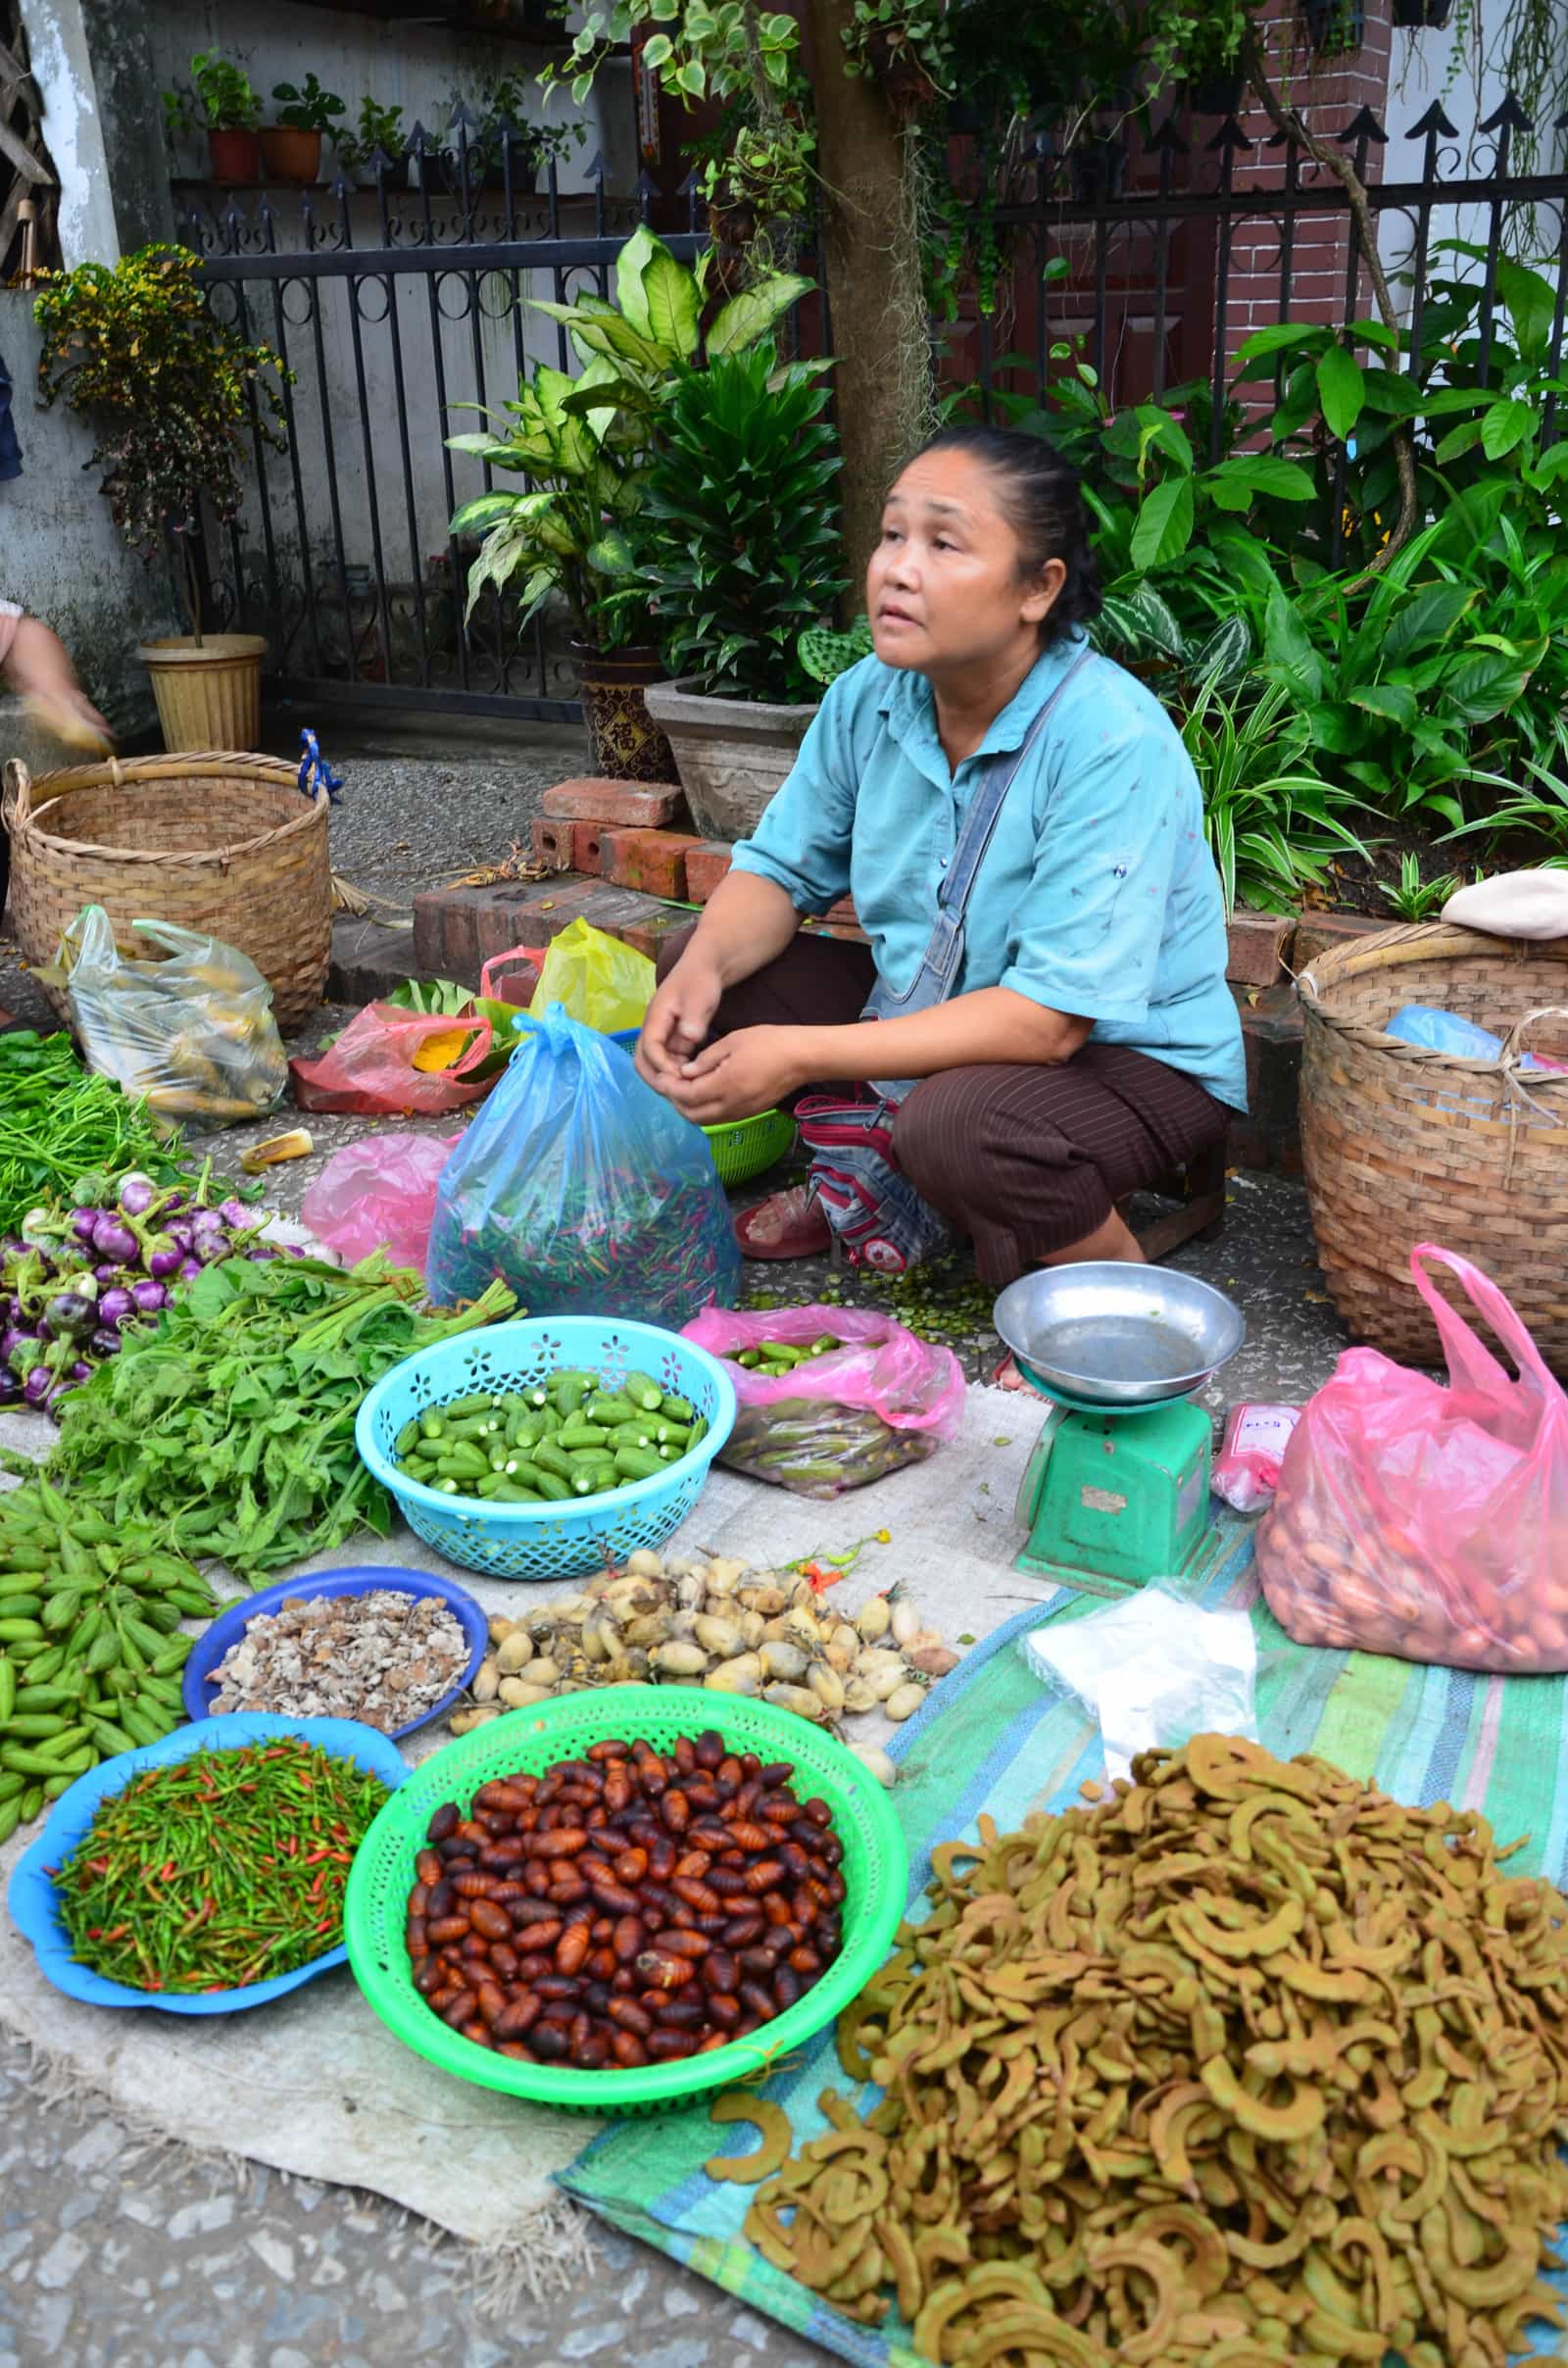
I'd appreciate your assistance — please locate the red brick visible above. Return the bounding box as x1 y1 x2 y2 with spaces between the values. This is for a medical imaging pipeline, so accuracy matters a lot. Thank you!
530 817 575 873
472 882 599 967
572 820 606 875
1289 909 1390 977
413 885 493 981
686 842 734 904
542 777 685 828
1226 907 1294 988
619 907 694 965
599 826 702 901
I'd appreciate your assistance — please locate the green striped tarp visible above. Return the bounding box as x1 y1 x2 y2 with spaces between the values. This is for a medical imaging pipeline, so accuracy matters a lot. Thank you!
560 1525 1568 2366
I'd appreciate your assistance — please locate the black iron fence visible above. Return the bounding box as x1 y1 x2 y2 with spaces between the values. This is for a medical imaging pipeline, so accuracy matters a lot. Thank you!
184 133 701 719
185 101 1567 719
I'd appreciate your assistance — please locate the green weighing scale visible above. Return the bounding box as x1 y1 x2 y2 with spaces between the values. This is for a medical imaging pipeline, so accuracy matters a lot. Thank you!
994 1264 1246 1600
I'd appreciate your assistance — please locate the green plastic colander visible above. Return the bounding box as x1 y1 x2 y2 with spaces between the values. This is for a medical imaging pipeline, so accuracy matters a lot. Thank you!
344 1684 907 2113
702 1106 797 1187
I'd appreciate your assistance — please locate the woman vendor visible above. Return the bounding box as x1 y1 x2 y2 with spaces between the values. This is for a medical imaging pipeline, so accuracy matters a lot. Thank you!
636 427 1245 1380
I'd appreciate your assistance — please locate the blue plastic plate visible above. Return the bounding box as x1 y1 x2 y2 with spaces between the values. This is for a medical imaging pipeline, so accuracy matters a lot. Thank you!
7 1714 409 2015
180 1564 488 1740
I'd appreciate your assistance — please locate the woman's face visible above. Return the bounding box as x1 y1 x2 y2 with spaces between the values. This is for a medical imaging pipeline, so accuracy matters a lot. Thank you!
867 448 1065 677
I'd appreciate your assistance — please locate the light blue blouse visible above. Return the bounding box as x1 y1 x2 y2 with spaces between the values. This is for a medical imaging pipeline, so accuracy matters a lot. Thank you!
730 632 1248 1111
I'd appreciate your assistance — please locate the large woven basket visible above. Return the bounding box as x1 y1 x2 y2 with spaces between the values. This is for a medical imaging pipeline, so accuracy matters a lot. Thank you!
3 752 331 1031
1298 920 1568 1371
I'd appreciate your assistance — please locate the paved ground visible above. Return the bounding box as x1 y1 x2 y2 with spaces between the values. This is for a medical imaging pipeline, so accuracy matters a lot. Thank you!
0 713 1349 2368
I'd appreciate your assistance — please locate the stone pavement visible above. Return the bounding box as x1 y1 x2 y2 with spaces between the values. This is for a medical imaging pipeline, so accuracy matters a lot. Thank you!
0 710 1351 2366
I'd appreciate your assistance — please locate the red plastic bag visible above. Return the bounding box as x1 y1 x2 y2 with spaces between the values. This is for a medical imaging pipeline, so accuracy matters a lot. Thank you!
479 942 547 1009
289 1002 497 1116
300 1132 459 1273
1256 1244 1568 1672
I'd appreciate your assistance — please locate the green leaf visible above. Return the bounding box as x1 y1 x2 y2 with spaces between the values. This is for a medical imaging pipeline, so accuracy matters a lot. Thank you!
674 57 706 96
1263 585 1325 702
1304 703 1360 755
640 248 701 360
612 224 659 338
1433 419 1486 466
1495 258 1556 361
1350 682 1418 726
1445 647 1536 723
639 30 672 66
1135 404 1194 475
448 491 526 536
1205 453 1316 504
1381 581 1477 661
1128 474 1194 569
1347 318 1399 353
1315 344 1365 440
585 529 636 576
1481 398 1536 461
1235 321 1331 366
444 431 529 469
707 273 813 358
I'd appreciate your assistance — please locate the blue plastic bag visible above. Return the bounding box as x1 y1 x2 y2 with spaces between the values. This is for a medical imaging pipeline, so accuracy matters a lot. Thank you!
425 1006 740 1325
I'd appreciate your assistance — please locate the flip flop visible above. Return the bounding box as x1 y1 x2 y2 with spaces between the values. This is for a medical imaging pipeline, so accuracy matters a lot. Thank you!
734 1186 831 1262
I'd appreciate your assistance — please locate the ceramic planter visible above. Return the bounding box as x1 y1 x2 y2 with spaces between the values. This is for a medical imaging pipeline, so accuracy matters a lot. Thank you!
571 642 679 785
135 634 269 753
207 128 261 184
642 677 817 841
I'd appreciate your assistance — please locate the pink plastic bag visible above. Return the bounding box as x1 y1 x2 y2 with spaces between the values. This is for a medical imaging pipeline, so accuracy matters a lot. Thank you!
289 1003 497 1116
681 1303 965 1498
300 1133 459 1274
1256 1244 1568 1673
682 1303 965 1431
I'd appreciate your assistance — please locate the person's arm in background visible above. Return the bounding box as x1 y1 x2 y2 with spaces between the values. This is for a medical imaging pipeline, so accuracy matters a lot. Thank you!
635 676 861 1093
0 602 111 748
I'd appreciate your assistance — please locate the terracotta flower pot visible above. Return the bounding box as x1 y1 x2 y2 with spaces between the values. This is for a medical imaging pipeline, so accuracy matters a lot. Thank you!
261 127 322 184
207 128 261 184
571 642 679 785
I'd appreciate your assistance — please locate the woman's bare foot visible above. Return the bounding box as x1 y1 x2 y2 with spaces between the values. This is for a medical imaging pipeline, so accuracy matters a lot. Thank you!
734 1185 831 1261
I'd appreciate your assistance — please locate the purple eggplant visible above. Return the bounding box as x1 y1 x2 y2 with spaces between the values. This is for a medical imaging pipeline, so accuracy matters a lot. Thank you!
130 1278 168 1315
177 1256 204 1283
91 1214 138 1263
44 1291 97 1340
0 1368 19 1406
168 1221 195 1254
194 1229 231 1265
93 1260 120 1286
96 1286 136 1327
69 1206 101 1246
68 1357 93 1384
218 1199 251 1231
145 1236 183 1279
116 1171 159 1217
89 1325 122 1359
23 1364 54 1407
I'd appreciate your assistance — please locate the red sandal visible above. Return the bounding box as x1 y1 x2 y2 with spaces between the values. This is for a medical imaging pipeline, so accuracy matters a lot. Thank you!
734 1185 831 1262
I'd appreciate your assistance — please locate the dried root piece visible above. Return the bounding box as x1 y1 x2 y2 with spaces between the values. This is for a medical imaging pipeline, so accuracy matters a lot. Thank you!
735 1735 1568 2368
705 2094 793 2185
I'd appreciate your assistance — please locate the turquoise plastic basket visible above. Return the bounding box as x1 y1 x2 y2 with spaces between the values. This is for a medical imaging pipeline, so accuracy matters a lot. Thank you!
354 1317 737 1581
344 1684 908 2112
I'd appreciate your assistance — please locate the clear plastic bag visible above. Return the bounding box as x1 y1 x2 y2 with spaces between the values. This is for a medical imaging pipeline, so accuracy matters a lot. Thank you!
680 1302 965 1497
300 1132 460 1273
1018 1579 1259 1781
1256 1244 1568 1673
289 1001 499 1116
424 1006 740 1323
58 905 286 1129
530 917 654 1033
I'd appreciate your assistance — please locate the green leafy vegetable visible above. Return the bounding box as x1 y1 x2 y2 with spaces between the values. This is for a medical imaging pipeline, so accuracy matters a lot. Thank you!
0 1032 187 1236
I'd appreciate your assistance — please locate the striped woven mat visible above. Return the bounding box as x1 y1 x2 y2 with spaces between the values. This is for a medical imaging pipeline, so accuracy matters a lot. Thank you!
559 1520 1568 2366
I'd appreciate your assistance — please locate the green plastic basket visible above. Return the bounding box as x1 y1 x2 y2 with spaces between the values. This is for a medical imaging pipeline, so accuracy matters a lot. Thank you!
344 1684 907 2114
703 1106 797 1187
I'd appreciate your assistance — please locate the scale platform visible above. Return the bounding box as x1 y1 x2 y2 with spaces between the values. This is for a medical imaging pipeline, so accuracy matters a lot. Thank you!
996 1263 1245 1601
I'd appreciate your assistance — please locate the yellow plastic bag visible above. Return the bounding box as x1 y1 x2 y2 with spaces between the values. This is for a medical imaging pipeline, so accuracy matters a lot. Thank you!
531 916 654 1033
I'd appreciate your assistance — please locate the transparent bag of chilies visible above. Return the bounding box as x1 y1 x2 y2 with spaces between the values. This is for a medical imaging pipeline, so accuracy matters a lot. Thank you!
425 1007 740 1326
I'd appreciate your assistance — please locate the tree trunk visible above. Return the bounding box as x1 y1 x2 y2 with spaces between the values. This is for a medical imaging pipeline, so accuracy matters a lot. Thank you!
804 0 932 599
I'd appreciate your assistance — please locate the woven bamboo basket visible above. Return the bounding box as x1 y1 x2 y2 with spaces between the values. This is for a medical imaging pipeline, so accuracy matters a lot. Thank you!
2 752 331 1031
1298 920 1568 1371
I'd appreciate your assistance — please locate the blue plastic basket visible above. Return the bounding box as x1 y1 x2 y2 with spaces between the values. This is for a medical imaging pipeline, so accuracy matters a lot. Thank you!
354 1316 737 1581
180 1565 488 1739
6 1714 409 2016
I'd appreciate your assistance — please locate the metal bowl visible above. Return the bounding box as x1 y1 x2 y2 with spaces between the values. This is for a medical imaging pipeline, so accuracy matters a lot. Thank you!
993 1263 1244 1407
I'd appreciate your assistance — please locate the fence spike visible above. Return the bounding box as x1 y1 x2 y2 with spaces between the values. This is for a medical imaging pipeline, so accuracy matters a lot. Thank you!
635 164 660 199
677 165 702 195
1149 115 1190 153
1205 119 1252 152
1338 103 1389 144
408 120 431 154
448 98 478 130
1405 99 1458 139
365 144 396 176
583 149 609 184
1481 92 1534 134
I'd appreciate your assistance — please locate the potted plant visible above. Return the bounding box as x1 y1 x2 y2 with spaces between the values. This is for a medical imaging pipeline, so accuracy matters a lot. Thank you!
450 227 809 783
32 245 290 752
336 96 409 189
638 340 846 839
264 74 345 184
167 52 262 184
1392 0 1452 22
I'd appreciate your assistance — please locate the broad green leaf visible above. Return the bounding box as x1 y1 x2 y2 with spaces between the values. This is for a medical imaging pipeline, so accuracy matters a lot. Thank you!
640 247 701 359
1347 318 1399 353
1445 647 1535 722
1382 581 1477 660
1528 442 1568 487
1481 398 1536 460
1359 367 1421 417
1316 344 1365 440
1434 419 1485 466
1191 615 1251 687
585 529 636 576
448 491 526 536
674 58 706 96
1128 474 1195 569
1263 585 1325 702
1304 703 1360 755
1496 258 1556 361
1350 682 1418 726
1206 453 1316 503
613 224 660 338
1417 386 1490 416
708 272 812 358
640 31 672 67
444 432 534 470
1135 405 1194 475
1235 321 1331 366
